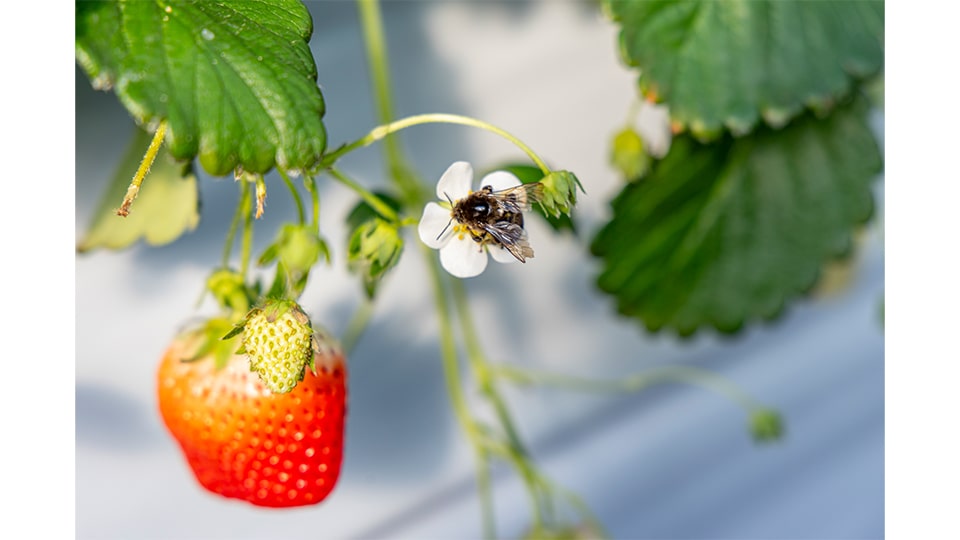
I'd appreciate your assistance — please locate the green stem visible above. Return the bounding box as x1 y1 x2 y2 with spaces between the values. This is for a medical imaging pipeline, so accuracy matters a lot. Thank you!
221 179 247 268
357 0 402 165
304 175 321 234
422 244 475 434
491 364 766 413
450 278 546 529
320 113 551 176
239 179 254 280
420 243 509 534
277 169 306 225
328 167 399 223
475 448 496 540
341 298 374 356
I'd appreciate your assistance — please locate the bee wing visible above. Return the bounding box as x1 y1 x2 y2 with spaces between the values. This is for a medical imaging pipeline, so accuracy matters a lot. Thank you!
489 182 544 214
483 221 534 263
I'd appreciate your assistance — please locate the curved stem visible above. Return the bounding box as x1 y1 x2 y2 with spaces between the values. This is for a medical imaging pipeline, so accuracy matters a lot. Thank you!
490 363 766 413
321 113 551 176
328 167 399 223
277 169 306 225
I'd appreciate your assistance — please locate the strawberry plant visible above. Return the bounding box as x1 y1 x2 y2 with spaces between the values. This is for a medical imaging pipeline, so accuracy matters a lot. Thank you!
75 0 883 537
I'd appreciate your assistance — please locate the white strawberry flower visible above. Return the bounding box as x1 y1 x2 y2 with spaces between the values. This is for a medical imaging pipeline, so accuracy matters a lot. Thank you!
418 161 523 278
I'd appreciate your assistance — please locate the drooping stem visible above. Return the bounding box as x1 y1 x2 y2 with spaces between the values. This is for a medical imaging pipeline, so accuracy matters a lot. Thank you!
117 120 167 216
304 174 321 234
239 179 254 280
277 168 306 225
328 167 399 223
321 113 551 176
221 179 248 268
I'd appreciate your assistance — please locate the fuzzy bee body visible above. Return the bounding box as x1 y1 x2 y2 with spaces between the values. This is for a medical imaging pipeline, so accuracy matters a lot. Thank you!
449 182 544 263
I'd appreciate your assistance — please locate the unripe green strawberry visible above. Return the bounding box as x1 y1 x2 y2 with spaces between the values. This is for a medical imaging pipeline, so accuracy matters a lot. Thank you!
240 300 314 394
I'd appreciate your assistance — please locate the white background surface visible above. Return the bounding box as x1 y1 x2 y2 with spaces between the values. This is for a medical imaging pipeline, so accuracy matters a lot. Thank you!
75 2 884 538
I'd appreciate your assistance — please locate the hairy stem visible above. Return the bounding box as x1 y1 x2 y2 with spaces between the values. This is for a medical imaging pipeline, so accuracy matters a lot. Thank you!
117 120 167 217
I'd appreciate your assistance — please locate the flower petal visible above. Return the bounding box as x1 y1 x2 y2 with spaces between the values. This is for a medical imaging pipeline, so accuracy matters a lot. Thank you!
479 170 522 192
440 235 488 278
418 202 454 249
488 244 519 264
437 161 473 201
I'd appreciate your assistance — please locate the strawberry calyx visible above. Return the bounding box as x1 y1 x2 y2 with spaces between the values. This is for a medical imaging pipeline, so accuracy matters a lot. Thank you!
179 317 242 371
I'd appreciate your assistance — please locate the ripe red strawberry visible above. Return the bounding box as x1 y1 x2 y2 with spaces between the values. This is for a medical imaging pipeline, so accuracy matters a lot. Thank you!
157 323 347 508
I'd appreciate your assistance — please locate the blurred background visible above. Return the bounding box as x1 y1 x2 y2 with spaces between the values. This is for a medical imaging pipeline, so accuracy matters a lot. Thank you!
75 1 884 538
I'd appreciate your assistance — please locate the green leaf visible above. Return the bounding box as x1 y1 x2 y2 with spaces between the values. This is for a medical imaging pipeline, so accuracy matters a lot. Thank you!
605 0 884 139
76 0 327 176
590 98 881 335
78 127 199 253
487 164 577 234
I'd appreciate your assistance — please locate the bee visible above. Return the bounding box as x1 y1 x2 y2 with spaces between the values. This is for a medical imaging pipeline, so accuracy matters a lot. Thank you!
439 182 545 263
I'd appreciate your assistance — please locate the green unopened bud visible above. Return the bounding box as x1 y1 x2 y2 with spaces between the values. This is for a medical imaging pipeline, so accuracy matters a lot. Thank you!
750 409 785 443
347 218 404 298
539 170 583 219
610 126 651 181
206 268 253 316
259 224 330 277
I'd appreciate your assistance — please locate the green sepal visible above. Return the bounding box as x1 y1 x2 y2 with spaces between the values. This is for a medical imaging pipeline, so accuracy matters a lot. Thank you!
182 317 243 371
486 164 577 234
258 225 327 300
539 170 583 220
221 322 246 341
345 191 404 230
259 224 330 270
346 218 404 299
